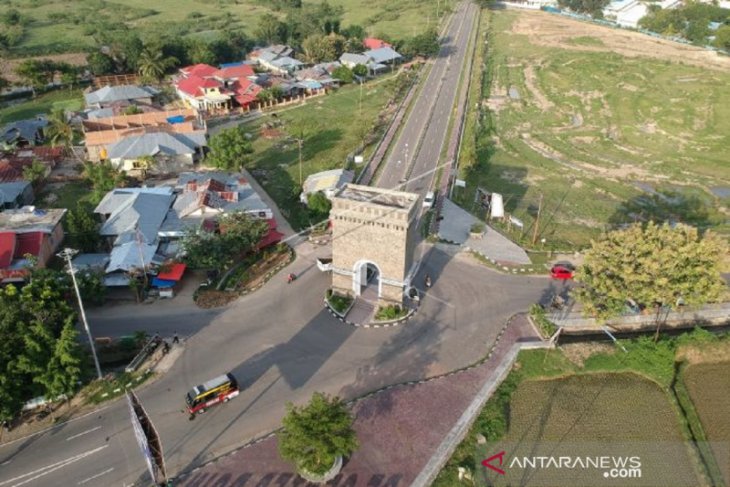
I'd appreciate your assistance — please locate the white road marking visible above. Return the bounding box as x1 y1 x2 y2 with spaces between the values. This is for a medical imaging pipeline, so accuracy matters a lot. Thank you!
0 405 111 449
65 426 102 441
0 460 10 466
0 445 108 487
77 467 114 485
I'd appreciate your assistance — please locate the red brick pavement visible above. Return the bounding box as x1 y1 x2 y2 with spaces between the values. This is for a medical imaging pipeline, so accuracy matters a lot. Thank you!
175 315 540 487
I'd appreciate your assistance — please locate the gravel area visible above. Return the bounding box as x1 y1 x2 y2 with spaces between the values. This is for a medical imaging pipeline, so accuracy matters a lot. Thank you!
176 315 540 487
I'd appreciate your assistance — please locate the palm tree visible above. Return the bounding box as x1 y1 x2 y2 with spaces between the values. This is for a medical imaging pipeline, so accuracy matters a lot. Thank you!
137 48 178 83
45 109 76 149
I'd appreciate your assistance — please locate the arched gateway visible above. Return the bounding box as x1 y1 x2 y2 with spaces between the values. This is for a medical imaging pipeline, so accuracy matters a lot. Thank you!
330 184 420 306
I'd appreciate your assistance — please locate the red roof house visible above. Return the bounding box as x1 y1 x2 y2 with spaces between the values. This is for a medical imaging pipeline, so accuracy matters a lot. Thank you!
363 37 392 50
180 64 218 78
213 64 255 81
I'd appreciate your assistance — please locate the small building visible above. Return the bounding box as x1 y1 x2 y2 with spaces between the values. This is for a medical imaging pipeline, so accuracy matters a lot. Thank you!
174 172 273 221
0 206 66 283
1 118 47 147
0 146 62 183
339 53 388 75
363 38 392 50
261 55 304 76
105 130 207 171
0 181 34 209
603 0 647 28
364 47 403 66
249 45 294 62
175 75 232 112
84 85 159 109
300 169 355 204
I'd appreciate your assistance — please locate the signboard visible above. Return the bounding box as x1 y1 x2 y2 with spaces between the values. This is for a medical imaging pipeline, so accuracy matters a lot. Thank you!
455 179 466 188
127 391 166 485
354 155 364 164
509 216 524 229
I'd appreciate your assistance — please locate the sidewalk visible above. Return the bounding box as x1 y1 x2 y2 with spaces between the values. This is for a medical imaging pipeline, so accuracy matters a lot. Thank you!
175 315 542 487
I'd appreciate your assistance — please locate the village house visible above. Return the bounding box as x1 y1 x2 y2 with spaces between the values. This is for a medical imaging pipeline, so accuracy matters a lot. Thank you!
82 109 207 167
0 146 63 183
339 53 387 75
1 117 47 147
0 206 66 283
0 181 34 209
296 62 341 89
84 85 159 110
363 37 392 50
174 63 262 111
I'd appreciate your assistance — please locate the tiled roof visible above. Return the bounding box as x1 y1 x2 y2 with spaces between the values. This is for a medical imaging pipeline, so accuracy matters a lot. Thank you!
213 64 255 80
180 64 218 78
363 38 391 50
176 75 224 98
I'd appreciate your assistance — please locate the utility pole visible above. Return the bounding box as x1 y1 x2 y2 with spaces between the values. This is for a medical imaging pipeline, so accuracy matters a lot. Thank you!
531 193 543 246
297 136 303 187
58 248 103 381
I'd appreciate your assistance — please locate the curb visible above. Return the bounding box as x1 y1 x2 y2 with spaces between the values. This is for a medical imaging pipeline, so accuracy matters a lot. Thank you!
323 301 417 329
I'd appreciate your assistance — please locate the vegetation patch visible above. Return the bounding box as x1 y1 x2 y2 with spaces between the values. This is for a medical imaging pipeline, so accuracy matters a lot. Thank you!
0 89 83 123
326 289 353 315
374 304 407 321
528 303 557 338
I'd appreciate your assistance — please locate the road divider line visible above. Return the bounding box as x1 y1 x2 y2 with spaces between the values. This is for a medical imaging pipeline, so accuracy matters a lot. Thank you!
78 467 114 485
0 445 108 487
65 426 102 441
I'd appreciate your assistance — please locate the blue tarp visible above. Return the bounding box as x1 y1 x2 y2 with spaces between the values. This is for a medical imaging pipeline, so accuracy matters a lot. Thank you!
166 115 185 124
152 277 176 288
219 61 244 68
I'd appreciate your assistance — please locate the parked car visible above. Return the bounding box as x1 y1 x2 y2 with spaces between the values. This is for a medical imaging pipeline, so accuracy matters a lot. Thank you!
550 265 574 280
423 191 435 208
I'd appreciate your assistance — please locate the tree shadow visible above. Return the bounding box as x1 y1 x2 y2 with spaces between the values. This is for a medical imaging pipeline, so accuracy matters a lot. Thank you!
608 188 720 232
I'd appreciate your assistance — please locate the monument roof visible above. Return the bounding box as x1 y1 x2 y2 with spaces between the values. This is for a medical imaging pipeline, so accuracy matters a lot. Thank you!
335 184 418 211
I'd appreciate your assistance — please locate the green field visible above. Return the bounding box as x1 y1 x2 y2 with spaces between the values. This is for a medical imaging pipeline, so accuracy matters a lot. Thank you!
236 73 407 229
0 0 447 57
0 89 83 124
456 10 730 249
683 361 730 484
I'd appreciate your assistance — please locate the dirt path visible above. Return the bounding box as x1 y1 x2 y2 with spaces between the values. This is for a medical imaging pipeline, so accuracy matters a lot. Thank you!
512 10 730 72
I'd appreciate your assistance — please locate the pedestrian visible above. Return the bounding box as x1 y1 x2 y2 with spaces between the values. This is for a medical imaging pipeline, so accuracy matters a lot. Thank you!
172 332 180 345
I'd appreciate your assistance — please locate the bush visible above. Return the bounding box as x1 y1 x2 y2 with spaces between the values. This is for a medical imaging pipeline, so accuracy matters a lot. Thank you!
470 222 485 234
326 289 352 314
529 303 558 338
375 304 407 321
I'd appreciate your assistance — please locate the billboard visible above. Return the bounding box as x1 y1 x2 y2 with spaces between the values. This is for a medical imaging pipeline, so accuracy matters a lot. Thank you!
127 391 167 485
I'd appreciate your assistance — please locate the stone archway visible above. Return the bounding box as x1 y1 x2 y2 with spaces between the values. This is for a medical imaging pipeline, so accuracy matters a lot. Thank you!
353 260 382 300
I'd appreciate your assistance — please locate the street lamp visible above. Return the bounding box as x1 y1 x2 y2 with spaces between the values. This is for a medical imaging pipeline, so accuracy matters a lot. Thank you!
57 248 103 381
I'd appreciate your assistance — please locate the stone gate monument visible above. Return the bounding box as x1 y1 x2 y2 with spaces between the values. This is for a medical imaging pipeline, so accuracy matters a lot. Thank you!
330 184 420 305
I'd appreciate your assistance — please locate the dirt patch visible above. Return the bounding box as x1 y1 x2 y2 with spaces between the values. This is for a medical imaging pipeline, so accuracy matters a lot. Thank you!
511 10 730 72
260 127 283 139
560 342 615 367
677 341 730 365
0 53 88 83
570 136 597 144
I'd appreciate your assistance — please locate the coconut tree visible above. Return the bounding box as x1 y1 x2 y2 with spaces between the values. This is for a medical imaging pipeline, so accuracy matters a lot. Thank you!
136 47 178 83
45 109 76 149
278 392 358 479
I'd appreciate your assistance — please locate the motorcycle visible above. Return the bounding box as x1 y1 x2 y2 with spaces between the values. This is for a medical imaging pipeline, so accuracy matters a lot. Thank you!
287 273 297 284
425 275 432 288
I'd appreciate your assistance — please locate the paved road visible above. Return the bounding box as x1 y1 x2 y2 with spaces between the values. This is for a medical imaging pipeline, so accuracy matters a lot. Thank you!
376 0 477 200
0 243 556 486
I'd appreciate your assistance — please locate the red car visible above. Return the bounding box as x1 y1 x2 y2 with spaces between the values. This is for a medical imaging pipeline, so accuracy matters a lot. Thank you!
550 265 574 280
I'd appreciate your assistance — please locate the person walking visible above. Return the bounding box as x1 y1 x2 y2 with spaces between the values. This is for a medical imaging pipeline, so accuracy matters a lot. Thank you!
172 332 180 345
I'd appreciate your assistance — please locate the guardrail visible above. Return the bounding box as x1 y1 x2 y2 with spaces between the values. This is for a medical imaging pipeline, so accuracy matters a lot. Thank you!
125 335 163 373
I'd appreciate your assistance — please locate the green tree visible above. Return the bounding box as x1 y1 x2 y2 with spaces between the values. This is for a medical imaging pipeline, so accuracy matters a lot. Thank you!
22 159 47 188
136 47 178 82
37 320 82 405
255 13 288 44
87 51 115 76
573 222 727 321
82 160 127 204
45 109 76 149
278 392 358 475
332 65 353 83
66 202 100 253
307 191 331 221
206 126 254 171
402 29 441 58
186 40 216 65
351 64 368 77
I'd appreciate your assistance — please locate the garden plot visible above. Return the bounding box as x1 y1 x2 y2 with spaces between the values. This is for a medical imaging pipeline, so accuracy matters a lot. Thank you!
462 10 730 248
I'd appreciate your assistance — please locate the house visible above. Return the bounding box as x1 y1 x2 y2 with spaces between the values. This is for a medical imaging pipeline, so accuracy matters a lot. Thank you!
363 38 392 50
1 118 48 147
249 45 294 62
179 63 219 78
0 206 66 283
0 146 63 182
175 74 233 112
84 85 159 109
82 109 206 162
300 169 355 204
603 0 647 28
364 47 402 65
0 181 34 209
105 130 208 171
339 53 388 75
296 63 341 88
94 187 175 282
258 55 304 76
174 63 263 111
174 172 273 220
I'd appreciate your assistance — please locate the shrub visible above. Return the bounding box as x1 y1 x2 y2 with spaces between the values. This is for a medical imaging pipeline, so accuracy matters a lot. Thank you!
375 304 407 321
470 222 486 234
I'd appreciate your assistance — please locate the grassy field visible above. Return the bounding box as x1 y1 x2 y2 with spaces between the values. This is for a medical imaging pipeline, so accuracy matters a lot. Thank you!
0 89 83 123
239 74 405 229
683 361 730 484
456 9 730 249
0 0 442 58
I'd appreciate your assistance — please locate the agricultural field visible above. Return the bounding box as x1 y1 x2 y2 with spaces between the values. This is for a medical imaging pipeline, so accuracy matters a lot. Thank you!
479 374 701 486
238 73 405 229
683 361 730 484
0 0 442 59
456 10 730 248
0 88 83 123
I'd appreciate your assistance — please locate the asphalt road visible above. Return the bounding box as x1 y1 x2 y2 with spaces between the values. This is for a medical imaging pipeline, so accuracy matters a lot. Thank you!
0 243 558 486
376 0 477 199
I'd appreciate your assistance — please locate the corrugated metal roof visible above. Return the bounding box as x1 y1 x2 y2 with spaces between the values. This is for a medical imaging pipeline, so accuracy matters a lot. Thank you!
96 188 175 243
107 132 207 160
364 47 402 64
106 241 158 273
340 53 371 66
84 85 158 106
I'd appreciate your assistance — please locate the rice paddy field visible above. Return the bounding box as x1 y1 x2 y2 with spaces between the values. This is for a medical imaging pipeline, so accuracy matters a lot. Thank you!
457 9 730 248
476 373 702 486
